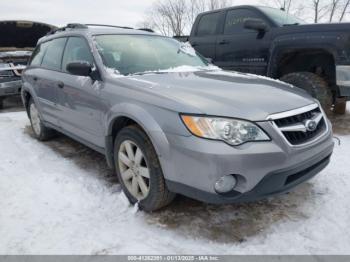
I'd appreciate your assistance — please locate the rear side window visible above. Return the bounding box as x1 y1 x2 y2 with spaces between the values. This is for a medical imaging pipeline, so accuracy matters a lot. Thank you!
224 9 263 34
41 38 67 70
30 42 49 66
62 37 94 72
196 12 220 36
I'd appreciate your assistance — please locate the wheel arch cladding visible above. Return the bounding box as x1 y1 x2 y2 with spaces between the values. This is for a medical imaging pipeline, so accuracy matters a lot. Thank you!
268 37 337 79
105 103 171 169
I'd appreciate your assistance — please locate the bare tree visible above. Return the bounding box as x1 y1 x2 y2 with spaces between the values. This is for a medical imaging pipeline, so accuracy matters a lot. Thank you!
207 0 233 11
312 0 330 23
339 0 350 21
140 0 234 36
329 0 341 21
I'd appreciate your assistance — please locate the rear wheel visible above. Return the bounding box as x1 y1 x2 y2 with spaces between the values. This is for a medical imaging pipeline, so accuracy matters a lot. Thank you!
280 72 333 114
28 98 54 141
114 125 175 212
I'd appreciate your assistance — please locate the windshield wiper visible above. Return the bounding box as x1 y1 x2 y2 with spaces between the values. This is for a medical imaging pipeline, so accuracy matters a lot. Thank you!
283 23 300 26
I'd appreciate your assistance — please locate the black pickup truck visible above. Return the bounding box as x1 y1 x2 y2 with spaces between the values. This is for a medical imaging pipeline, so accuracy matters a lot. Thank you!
175 5 350 114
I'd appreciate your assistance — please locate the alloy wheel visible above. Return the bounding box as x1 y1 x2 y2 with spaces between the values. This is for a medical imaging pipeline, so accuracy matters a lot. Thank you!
118 140 150 200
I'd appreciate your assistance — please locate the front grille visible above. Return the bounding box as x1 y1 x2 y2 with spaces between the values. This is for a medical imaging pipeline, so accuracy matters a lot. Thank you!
273 107 327 146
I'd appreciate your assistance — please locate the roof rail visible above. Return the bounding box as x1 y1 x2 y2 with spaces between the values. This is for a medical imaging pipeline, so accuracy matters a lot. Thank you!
47 23 87 35
138 28 155 33
85 24 133 30
46 23 155 36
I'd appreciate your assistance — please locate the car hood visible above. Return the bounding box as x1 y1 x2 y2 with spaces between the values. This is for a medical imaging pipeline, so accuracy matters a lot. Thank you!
112 70 315 121
0 20 56 50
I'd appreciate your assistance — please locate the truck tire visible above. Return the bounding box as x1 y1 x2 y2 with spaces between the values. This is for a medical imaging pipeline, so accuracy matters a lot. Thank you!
0 98 3 109
114 125 176 212
280 72 333 114
333 97 347 115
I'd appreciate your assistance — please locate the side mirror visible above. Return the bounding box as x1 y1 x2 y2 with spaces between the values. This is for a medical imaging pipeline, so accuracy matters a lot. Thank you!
244 18 269 32
66 61 92 76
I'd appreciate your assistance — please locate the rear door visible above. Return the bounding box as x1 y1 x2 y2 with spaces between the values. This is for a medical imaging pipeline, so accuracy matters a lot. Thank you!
189 11 223 60
29 38 67 125
215 8 271 75
57 36 105 148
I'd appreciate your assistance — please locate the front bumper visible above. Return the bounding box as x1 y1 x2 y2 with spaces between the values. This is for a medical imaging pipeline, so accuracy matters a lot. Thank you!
0 80 22 97
336 65 350 97
162 120 334 204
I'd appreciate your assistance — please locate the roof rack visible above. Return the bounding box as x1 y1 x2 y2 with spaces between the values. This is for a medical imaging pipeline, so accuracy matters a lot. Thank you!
138 28 155 33
85 24 133 30
46 23 155 35
47 23 87 35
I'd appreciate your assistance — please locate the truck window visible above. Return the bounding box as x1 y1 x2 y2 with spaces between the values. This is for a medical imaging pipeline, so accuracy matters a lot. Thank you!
41 38 67 70
224 9 262 34
196 12 220 36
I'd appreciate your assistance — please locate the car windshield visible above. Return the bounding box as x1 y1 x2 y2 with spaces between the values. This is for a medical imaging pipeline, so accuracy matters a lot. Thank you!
94 34 213 76
258 6 305 26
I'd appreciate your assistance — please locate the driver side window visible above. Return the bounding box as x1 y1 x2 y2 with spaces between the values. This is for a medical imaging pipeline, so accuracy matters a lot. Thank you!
224 9 263 34
62 37 94 72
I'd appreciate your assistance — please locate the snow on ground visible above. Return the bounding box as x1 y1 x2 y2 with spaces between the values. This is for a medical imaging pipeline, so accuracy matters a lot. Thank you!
0 111 350 255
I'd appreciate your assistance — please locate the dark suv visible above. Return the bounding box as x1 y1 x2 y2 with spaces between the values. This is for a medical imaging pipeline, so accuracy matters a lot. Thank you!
21 24 333 211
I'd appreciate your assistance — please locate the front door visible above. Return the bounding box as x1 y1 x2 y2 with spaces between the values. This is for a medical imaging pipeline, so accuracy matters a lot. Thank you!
215 8 271 75
57 36 106 148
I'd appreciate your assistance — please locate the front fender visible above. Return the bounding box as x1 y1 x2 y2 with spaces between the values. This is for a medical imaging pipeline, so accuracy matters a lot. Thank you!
105 103 172 169
268 34 338 78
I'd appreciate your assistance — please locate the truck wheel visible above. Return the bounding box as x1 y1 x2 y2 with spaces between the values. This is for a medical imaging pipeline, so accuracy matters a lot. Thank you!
114 125 176 212
0 98 4 109
28 98 54 141
280 72 333 114
333 97 347 115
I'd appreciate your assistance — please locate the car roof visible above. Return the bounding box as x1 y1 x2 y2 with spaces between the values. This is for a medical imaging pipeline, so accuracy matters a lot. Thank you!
38 25 157 44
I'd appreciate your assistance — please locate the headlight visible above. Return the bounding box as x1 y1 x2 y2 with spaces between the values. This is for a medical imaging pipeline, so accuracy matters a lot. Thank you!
181 115 270 146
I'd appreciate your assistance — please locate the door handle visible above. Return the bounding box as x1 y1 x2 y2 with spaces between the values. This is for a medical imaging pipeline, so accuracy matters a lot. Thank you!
57 81 64 89
218 40 230 45
33 76 39 81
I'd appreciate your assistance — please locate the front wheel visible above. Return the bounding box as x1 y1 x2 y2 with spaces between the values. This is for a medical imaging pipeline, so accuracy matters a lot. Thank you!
280 72 333 114
114 125 175 212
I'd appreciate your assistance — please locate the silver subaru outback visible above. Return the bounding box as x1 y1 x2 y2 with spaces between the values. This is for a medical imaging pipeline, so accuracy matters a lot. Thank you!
21 24 334 211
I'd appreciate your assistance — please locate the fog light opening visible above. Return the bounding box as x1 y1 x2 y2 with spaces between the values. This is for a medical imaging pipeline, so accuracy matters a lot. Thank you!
214 175 238 194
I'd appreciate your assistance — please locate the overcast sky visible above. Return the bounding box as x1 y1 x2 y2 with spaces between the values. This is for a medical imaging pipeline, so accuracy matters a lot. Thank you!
0 0 260 27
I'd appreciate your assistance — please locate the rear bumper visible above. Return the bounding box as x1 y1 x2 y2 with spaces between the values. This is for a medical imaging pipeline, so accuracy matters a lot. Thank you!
0 80 22 97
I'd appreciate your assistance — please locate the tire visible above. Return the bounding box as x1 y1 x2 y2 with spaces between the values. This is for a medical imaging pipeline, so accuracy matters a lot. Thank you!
280 72 333 114
28 98 54 141
0 98 4 110
114 125 175 212
333 97 347 115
